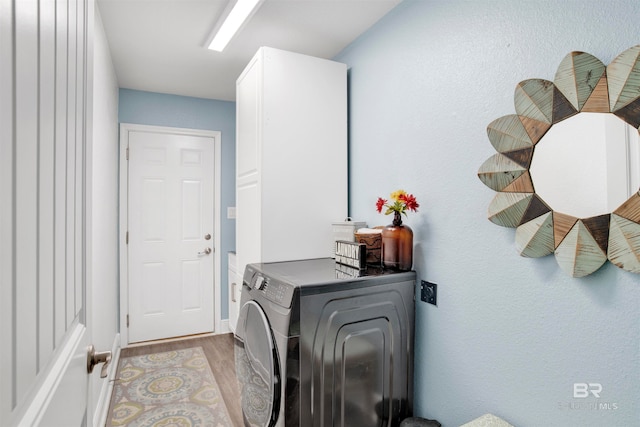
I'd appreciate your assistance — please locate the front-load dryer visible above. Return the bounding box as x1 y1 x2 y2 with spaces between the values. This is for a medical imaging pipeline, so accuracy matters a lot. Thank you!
234 258 415 427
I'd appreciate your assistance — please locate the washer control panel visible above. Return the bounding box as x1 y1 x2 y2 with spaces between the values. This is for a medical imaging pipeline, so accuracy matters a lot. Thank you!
249 273 294 308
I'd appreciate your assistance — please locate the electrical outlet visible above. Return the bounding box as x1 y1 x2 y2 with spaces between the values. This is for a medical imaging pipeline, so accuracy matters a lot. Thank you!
421 280 437 306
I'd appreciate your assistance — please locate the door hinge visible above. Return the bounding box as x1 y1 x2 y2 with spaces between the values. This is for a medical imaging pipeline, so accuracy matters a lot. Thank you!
126 147 129 160
126 231 129 244
126 314 129 328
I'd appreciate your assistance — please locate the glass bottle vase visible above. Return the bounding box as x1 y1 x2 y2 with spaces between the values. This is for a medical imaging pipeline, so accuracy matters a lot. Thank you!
381 212 413 271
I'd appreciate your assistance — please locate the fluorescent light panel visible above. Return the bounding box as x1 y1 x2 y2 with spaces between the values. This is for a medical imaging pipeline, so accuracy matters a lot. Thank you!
207 0 263 52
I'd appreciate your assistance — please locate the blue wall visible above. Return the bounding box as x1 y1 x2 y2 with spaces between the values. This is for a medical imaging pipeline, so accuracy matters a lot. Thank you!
119 89 236 319
335 0 639 425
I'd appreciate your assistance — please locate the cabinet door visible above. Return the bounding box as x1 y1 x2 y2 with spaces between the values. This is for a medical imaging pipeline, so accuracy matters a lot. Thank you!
235 47 348 272
236 54 260 181
236 52 262 277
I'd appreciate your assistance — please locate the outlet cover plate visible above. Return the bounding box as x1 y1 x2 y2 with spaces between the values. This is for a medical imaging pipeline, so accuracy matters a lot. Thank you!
421 280 437 305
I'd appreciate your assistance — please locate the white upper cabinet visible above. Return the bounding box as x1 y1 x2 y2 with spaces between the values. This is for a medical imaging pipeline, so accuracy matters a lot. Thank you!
235 47 348 277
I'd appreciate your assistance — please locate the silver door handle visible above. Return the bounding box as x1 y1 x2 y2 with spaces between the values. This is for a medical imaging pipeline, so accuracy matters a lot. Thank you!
231 282 236 302
198 247 212 255
87 345 112 378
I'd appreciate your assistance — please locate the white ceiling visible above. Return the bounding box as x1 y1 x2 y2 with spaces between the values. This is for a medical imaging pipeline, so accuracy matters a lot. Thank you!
97 0 402 101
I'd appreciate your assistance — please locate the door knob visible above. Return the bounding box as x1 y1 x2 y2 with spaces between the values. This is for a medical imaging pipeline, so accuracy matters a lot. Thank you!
204 233 211 240
87 345 112 378
198 247 212 255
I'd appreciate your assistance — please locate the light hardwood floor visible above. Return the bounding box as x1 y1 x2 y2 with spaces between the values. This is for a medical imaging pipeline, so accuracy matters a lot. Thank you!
109 333 244 426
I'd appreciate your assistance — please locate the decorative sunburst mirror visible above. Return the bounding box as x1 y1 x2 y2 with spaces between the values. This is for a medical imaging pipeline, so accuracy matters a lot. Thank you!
478 46 640 277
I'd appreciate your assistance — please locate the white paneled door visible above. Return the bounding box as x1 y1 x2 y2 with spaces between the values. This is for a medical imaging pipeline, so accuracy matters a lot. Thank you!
1 0 96 425
126 127 216 343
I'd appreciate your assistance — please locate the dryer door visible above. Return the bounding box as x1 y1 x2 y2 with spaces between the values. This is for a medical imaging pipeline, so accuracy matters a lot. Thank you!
235 300 280 427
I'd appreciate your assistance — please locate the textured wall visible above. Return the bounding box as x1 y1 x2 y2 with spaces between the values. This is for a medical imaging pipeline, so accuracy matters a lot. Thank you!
335 0 640 425
118 89 236 319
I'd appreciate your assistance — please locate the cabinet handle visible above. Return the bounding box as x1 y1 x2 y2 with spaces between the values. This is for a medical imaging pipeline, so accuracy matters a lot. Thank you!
231 282 236 302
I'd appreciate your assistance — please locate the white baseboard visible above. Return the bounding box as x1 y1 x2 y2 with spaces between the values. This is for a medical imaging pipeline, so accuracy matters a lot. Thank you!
94 333 121 427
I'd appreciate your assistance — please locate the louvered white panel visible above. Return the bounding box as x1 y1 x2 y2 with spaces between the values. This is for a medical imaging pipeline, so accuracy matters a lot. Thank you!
15 0 40 404
54 0 70 347
38 0 57 373
66 0 78 328
1 0 92 424
0 0 16 420
74 0 86 319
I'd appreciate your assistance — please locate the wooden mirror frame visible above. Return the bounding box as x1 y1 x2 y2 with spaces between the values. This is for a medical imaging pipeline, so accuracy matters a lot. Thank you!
478 46 640 277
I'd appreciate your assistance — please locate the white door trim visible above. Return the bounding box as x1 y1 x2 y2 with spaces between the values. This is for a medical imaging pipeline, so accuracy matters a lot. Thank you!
119 123 222 346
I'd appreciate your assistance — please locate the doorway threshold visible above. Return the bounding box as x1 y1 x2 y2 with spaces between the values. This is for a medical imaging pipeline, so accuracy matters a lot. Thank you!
125 331 221 349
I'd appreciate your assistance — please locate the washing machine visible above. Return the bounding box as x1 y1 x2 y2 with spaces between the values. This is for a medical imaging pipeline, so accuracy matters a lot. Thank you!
234 258 415 427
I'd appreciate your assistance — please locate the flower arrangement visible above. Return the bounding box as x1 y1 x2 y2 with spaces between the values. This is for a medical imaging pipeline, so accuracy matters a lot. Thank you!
376 190 419 270
376 190 420 217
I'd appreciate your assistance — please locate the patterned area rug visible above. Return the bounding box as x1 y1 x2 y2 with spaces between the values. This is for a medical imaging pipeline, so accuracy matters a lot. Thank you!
107 346 233 426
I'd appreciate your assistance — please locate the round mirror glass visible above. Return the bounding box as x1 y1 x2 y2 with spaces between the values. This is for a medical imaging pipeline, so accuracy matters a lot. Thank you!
529 112 640 218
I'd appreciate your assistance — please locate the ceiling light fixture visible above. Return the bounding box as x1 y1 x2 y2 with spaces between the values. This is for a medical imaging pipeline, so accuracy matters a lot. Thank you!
206 0 264 52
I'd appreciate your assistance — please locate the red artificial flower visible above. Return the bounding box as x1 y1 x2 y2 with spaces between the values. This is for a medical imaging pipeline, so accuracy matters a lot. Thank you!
376 190 420 217
399 193 419 212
